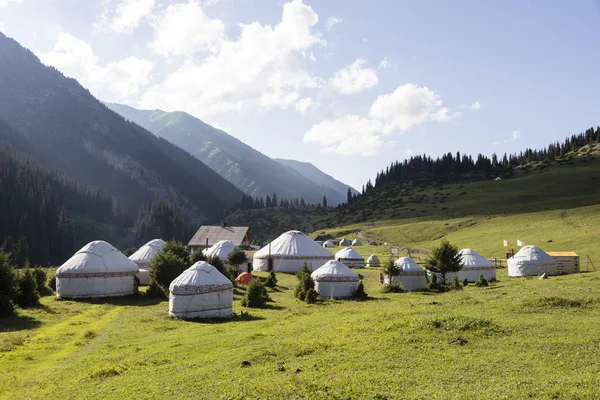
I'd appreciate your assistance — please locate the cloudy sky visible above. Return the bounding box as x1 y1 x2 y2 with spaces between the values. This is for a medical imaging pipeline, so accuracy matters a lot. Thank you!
1 0 599 189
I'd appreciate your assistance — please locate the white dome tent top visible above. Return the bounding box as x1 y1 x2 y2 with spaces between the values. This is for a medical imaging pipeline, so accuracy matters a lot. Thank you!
129 239 166 267
394 257 426 274
169 261 233 295
351 238 363 246
323 240 335 248
253 230 334 273
335 247 365 268
367 254 380 267
511 245 555 263
57 240 138 277
311 260 360 282
339 238 352 246
202 240 236 260
508 245 558 277
459 249 495 269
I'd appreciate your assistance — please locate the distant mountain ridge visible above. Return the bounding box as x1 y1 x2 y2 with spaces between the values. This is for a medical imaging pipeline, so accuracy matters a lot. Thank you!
0 32 243 223
106 103 357 205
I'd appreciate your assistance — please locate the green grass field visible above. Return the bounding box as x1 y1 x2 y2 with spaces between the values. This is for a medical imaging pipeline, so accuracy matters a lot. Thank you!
2 268 600 399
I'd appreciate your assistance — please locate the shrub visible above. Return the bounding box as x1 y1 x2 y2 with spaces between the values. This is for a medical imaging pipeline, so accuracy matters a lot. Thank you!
0 252 16 317
304 288 318 304
383 257 399 282
241 280 269 308
47 269 57 292
294 263 314 302
463 278 469 287
14 269 40 308
162 241 190 265
427 273 439 292
451 275 463 291
227 249 249 272
425 239 463 284
122 247 137 257
380 283 404 293
33 267 52 296
352 280 368 300
206 255 236 283
475 274 489 287
190 249 205 263
148 251 188 297
265 270 277 288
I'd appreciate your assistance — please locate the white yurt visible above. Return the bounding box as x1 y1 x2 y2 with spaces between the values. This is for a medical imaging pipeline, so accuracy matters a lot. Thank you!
323 240 335 248
339 238 352 246
437 248 496 282
253 230 334 273
384 257 427 291
56 241 138 299
128 239 166 285
351 238 363 246
508 245 558 277
202 240 236 260
335 247 365 268
311 260 360 298
169 261 234 319
366 254 381 267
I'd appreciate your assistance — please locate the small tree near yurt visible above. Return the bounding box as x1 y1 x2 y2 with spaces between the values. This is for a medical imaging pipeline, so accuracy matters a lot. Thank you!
190 249 206 263
295 262 316 302
451 275 463 291
227 249 248 272
206 255 236 283
33 267 52 296
425 240 463 286
381 258 403 293
475 274 489 287
122 246 137 257
0 252 16 317
265 270 277 288
352 280 368 300
14 269 40 308
241 280 270 308
148 251 188 297
162 241 190 265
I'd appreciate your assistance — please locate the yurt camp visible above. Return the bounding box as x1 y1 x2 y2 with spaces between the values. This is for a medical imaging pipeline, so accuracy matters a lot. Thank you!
339 238 352 246
311 260 359 298
128 239 165 285
202 240 236 260
56 241 139 299
367 254 381 267
351 238 363 246
335 247 365 268
169 261 234 319
442 248 496 282
508 245 558 277
253 230 334 273
323 240 335 248
384 257 427 291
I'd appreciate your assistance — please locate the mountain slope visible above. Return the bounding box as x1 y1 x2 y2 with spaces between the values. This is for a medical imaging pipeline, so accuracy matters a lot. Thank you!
275 158 359 199
106 103 353 205
0 32 243 222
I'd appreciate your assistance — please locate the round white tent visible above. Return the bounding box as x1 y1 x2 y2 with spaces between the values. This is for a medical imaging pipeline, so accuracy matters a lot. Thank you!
339 238 352 246
366 254 381 267
253 230 334 273
438 248 496 282
351 238 363 246
202 240 236 260
169 261 234 319
323 240 335 248
508 245 558 277
311 260 359 298
335 247 365 268
56 241 138 299
384 257 427 291
129 239 165 285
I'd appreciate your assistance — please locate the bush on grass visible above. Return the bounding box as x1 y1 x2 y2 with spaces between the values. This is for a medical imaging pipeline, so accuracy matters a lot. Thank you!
475 274 489 287
265 270 277 288
241 280 269 308
0 252 16 317
14 269 40 308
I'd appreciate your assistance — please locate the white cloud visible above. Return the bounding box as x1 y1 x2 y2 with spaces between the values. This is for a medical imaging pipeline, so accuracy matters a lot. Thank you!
39 32 154 100
0 22 4 31
405 148 415 155
295 97 319 114
470 100 481 110
0 0 23 8
378 57 390 70
491 130 521 146
304 83 456 156
95 0 155 34
149 0 225 58
325 17 342 31
330 58 378 95
140 0 324 116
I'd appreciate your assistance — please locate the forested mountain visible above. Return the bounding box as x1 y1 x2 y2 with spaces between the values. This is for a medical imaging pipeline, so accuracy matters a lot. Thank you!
106 103 353 205
0 119 127 266
0 32 243 223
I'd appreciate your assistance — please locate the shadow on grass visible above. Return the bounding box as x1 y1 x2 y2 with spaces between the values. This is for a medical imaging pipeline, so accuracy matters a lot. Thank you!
175 313 266 325
57 294 164 307
0 314 42 332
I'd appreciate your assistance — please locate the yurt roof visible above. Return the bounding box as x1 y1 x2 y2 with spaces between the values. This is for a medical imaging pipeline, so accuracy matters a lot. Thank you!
335 247 364 260
394 257 424 272
510 245 555 262
58 240 138 275
203 240 236 258
367 254 380 262
459 248 494 268
323 240 334 245
254 230 334 259
129 239 165 263
351 239 363 245
311 260 359 282
169 261 233 295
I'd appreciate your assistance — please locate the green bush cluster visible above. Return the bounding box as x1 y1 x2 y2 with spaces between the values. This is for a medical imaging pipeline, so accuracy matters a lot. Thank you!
475 274 489 287
241 280 269 308
295 263 317 303
148 241 190 298
352 280 368 300
265 270 277 288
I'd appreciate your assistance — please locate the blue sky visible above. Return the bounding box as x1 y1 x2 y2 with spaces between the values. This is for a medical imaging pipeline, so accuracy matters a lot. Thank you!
1 0 599 190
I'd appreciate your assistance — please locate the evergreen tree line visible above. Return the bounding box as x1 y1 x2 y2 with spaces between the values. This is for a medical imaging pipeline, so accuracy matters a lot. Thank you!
134 201 196 246
360 126 600 196
233 192 331 211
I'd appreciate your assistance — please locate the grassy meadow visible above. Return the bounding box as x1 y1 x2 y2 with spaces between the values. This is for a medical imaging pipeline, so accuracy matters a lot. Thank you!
2 265 600 399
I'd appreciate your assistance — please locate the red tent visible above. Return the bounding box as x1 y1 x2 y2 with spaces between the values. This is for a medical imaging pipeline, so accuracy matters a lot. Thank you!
235 272 253 285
